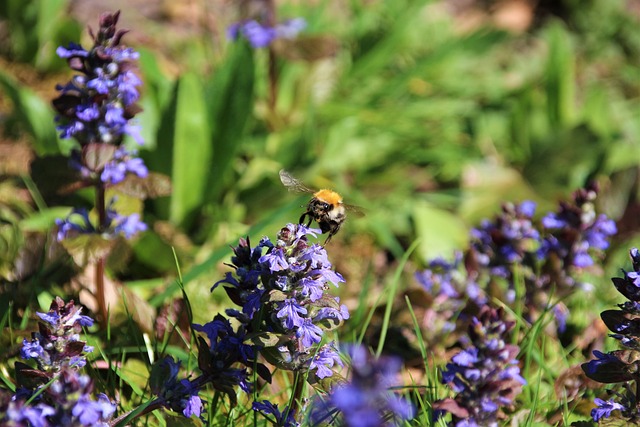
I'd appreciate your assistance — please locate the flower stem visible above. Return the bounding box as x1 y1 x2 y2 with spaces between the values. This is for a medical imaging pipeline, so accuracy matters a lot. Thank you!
95 183 107 323
287 370 305 422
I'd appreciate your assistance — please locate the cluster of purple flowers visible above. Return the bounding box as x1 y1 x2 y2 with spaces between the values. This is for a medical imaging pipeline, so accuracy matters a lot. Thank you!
310 345 415 426
55 205 147 241
539 186 617 270
417 186 617 334
0 298 117 426
192 314 257 401
469 186 616 294
19 297 95 372
470 200 540 282
53 10 143 147
414 252 486 341
214 223 348 377
582 247 640 422
228 18 306 48
149 357 203 419
434 307 526 426
3 370 116 427
68 146 148 185
210 223 349 421
52 10 148 242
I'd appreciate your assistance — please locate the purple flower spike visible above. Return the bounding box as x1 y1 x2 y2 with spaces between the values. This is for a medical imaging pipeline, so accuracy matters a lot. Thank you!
228 17 306 48
311 345 414 426
434 307 524 426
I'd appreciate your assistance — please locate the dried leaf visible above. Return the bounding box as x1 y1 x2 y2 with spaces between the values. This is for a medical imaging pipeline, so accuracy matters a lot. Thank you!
83 143 116 172
113 172 172 199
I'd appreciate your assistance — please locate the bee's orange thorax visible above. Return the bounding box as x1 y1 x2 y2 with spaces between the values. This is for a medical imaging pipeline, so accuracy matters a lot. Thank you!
313 189 343 205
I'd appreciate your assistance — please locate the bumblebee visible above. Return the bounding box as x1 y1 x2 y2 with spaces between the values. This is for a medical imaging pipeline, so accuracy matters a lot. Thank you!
279 169 363 243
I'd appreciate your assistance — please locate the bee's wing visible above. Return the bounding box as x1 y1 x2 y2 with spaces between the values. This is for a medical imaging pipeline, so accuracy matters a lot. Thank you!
279 169 316 194
344 203 366 218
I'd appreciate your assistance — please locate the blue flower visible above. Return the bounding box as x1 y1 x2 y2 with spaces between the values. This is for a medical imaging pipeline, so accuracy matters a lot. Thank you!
308 345 343 379
20 298 95 372
56 42 89 58
228 18 306 48
311 345 414 426
253 400 297 427
181 393 202 418
540 189 616 269
298 277 324 301
5 402 56 427
212 222 349 389
259 247 289 271
55 208 94 241
71 393 116 426
53 16 143 147
106 155 140 184
296 318 323 348
592 398 626 422
20 338 45 360
149 357 203 419
112 213 147 238
277 298 307 329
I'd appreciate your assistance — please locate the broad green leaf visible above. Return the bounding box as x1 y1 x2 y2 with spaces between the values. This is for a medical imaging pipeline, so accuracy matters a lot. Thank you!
0 70 60 155
204 41 255 202
413 202 467 259
544 21 576 129
137 47 174 150
34 0 70 70
158 73 212 228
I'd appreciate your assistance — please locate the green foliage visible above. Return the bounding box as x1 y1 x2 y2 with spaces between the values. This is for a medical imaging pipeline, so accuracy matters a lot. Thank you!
1 0 639 425
0 71 62 155
0 0 81 71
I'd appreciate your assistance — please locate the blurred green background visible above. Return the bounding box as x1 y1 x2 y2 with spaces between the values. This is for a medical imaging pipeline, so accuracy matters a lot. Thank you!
0 0 638 324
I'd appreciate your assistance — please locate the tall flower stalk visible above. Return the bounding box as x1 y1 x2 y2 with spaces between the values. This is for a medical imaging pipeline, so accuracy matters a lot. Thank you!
212 223 349 422
310 345 415 427
228 0 306 111
0 298 117 427
433 307 526 426
52 11 148 323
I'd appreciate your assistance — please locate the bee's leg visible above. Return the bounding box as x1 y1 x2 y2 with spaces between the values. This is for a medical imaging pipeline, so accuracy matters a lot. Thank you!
299 212 310 226
323 233 333 244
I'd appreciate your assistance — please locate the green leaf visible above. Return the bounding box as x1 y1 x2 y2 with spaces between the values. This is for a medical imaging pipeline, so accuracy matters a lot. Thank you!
115 358 148 397
204 42 255 202
544 21 576 129
34 0 72 70
412 200 468 260
267 290 288 303
0 70 60 155
20 207 71 232
245 332 282 347
160 73 212 228
60 234 117 265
